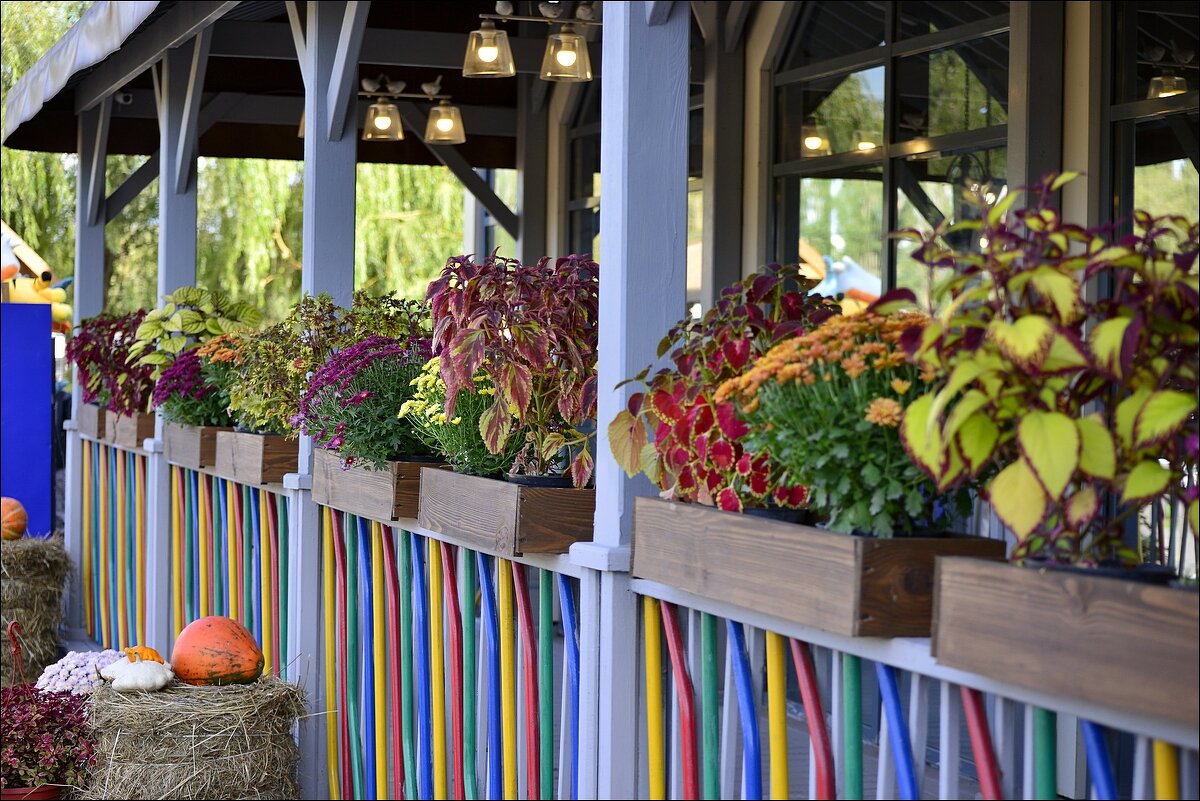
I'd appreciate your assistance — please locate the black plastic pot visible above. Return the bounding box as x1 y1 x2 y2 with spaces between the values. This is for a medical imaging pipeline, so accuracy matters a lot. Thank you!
505 473 575 488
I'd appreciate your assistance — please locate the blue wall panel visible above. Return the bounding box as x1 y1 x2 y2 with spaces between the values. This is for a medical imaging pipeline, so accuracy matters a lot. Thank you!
0 304 53 536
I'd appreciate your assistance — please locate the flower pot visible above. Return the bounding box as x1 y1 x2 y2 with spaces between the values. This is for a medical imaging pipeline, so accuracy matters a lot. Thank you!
932 557 1199 730
163 422 233 470
1 786 62 800
110 411 155 451
213 431 296 486
75 402 106 440
631 497 1005 638
312 447 447 522
504 473 575 488
419 468 595 556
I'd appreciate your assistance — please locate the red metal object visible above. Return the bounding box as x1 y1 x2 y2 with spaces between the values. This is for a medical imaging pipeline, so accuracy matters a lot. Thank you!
511 562 541 799
7 621 28 686
962 686 1004 800
1 786 62 800
789 638 836 800
330 512 353 797
441 542 465 800
659 600 700 800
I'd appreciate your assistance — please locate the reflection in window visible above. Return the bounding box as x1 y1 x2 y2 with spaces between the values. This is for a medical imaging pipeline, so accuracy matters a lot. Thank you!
686 178 703 306
895 34 1009 141
777 68 885 162
1111 2 1198 105
897 1 1009 38
1130 114 1199 221
484 169 518 258
895 148 1008 309
779 2 885 70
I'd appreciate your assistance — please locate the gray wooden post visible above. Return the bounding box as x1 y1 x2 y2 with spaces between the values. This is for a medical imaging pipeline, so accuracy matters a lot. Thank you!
63 98 111 635
288 3 368 796
517 75 548 263
571 2 689 797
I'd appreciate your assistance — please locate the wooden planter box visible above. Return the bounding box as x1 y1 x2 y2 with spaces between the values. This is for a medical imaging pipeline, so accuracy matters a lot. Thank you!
418 468 595 556
213 431 296 485
631 497 1005 638
163 422 233 470
312 447 447 521
76 403 106 440
932 557 1199 729
110 411 155 451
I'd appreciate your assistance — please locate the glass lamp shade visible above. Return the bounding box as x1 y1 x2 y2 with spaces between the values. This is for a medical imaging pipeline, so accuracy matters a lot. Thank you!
362 100 403 141
541 24 592 82
1147 70 1188 99
464 20 516 78
425 101 466 145
801 121 831 156
853 129 881 151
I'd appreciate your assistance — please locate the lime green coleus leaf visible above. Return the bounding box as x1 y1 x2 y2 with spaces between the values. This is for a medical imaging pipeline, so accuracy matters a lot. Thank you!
1076 415 1116 480
1189 499 1199 544
987 457 1048 541
161 334 188 355
1050 171 1079 192
1089 317 1131 378
930 361 988 423
1120 460 1171 504
1064 486 1100 529
1018 411 1079 500
1040 333 1090 374
944 389 990 442
957 413 999 475
640 441 662 486
900 392 945 482
1114 388 1153 450
987 191 1020 226
1026 267 1080 324
988 316 1055 371
606 410 646 478
1133 390 1197 449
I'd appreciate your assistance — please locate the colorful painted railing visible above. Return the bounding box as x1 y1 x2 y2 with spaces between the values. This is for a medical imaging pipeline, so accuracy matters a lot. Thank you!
80 437 148 649
320 506 583 801
632 579 1200 801
168 465 291 676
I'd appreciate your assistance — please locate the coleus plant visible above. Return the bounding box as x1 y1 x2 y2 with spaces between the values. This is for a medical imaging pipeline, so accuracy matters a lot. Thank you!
66 311 156 415
608 262 838 512
128 286 261 380
895 173 1198 564
427 253 599 487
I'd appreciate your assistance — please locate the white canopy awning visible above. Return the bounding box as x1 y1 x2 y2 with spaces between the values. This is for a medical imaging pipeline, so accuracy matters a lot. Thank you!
3 1 159 143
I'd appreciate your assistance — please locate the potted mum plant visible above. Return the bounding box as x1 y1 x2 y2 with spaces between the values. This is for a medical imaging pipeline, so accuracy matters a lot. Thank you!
417 253 599 556
66 311 156 448
0 683 96 799
154 337 240 470
897 175 1198 728
127 285 262 380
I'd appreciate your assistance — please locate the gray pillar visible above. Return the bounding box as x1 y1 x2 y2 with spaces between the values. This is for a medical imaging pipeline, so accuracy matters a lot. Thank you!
574 2 689 797
517 75 549 263
1008 1 1065 191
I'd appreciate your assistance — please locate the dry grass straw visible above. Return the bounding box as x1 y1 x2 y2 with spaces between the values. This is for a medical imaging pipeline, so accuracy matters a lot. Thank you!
80 676 305 800
0 534 69 686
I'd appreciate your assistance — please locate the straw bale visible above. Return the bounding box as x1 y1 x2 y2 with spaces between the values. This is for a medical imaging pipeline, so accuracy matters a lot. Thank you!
0 535 69 686
80 676 305 800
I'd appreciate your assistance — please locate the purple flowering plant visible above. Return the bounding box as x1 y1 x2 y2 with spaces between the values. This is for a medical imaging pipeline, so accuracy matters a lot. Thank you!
66 311 156 414
151 348 234 426
1 684 96 789
297 334 435 470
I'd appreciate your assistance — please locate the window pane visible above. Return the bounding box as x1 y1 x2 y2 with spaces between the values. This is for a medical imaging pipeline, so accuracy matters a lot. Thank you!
775 170 884 304
895 147 1008 309
687 179 703 303
897 1 1009 38
570 135 600 201
1111 1 1199 104
569 208 600 259
780 1 886 70
777 67 885 162
1132 113 1200 220
895 33 1009 141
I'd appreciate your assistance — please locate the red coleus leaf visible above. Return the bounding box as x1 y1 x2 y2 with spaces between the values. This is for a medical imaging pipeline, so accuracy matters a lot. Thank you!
669 446 690 470
478 397 513 454
692 403 714 437
711 439 735 470
628 392 645 417
706 470 723 492
675 353 697 377
715 401 750 441
579 375 598 417
677 466 697 491
747 274 780 303
499 361 533 420
570 448 594 488
723 338 752 372
735 453 753 476
652 389 684 424
694 433 709 464
747 469 770 497
717 487 743 513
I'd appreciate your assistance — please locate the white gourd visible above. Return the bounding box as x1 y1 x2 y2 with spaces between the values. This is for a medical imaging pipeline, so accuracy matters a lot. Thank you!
99 656 134 681
111 655 174 692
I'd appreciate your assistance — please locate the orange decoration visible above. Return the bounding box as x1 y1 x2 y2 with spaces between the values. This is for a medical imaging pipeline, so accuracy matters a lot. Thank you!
172 616 264 686
123 645 165 664
1 497 27 541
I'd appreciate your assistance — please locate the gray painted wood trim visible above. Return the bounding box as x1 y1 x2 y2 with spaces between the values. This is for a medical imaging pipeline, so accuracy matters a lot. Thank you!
397 102 520 237
517 76 549 262
74 1 238 114
285 0 308 83
75 100 110 319
646 0 675 25
173 29 212 192
325 1 371 141
84 98 111 227
701 4 744 307
724 0 753 52
1007 1 1065 191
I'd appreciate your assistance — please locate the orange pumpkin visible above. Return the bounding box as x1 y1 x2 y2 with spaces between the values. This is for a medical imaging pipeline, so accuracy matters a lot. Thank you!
124 645 165 664
172 616 264 686
2 497 27 540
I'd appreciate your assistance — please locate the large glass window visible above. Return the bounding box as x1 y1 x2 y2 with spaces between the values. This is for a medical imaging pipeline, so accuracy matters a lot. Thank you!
772 2 1009 302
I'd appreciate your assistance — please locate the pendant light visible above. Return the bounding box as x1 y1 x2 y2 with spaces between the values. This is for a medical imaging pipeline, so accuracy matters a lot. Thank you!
801 119 831 156
1147 68 1188 99
464 20 516 77
541 23 592 82
853 129 881 151
425 100 466 145
362 100 403 141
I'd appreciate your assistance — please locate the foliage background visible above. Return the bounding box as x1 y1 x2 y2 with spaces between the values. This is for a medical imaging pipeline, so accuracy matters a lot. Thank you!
1 1 467 322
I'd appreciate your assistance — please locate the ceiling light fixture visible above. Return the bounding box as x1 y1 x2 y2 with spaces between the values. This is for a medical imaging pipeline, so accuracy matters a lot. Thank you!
1147 68 1188 99
463 20 516 77
362 99 403 141
465 2 601 83
358 74 467 144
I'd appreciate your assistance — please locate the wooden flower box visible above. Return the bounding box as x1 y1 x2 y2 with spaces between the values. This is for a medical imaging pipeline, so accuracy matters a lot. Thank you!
163 422 233 470
213 431 296 486
110 411 156 451
76 403 107 440
312 447 448 522
932 557 1199 729
418 468 595 557
631 497 1006 638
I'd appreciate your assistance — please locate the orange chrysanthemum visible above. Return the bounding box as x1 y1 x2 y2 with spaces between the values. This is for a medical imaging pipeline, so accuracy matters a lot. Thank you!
864 397 903 427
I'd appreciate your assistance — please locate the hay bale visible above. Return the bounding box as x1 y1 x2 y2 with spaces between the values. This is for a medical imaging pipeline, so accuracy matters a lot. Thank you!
81 677 306 800
0 535 70 686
